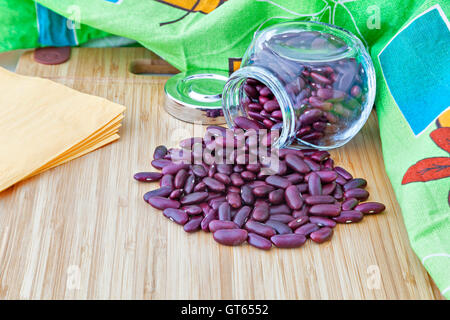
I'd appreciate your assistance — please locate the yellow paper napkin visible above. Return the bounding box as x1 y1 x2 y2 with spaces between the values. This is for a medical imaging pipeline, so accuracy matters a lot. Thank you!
0 67 126 192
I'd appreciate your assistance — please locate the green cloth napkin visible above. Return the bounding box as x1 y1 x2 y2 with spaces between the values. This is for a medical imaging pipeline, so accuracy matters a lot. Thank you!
1 0 449 298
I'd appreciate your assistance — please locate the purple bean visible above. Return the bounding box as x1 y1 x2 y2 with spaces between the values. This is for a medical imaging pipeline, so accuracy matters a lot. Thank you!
163 208 188 225
169 189 183 199
285 173 303 184
161 163 190 175
180 192 209 205
192 165 207 177
240 185 255 205
153 145 168 160
271 234 306 248
234 116 264 130
218 202 231 221
354 202 385 214
333 184 343 200
299 109 323 125
333 210 363 223
309 216 336 228
303 158 321 171
342 198 359 211
248 233 272 250
310 227 333 243
143 186 173 202
296 183 308 193
208 220 238 233
245 220 276 238
309 204 341 217
174 169 188 189
316 170 338 183
251 201 270 222
228 186 241 193
244 84 258 99
184 174 195 194
288 216 309 229
310 151 330 162
214 173 231 185
269 214 295 224
201 211 217 232
265 175 292 189
344 188 369 201
308 172 322 196
217 164 233 175
269 204 291 215
134 172 163 182
203 177 226 192
151 159 172 169
148 197 180 210
268 189 285 204
226 192 242 209
241 171 256 181
343 178 367 191
285 185 304 210
294 223 320 236
322 182 336 195
182 205 203 215
265 220 292 235
183 215 203 232
305 195 335 205
334 166 353 180
285 154 311 173
213 229 248 246
230 173 245 186
253 185 275 197
292 204 309 218
160 174 174 188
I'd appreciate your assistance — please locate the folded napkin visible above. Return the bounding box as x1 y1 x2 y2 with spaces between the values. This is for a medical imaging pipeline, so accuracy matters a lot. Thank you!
0 67 125 192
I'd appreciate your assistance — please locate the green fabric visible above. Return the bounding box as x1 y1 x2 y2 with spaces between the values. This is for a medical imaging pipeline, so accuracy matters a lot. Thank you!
1 0 449 298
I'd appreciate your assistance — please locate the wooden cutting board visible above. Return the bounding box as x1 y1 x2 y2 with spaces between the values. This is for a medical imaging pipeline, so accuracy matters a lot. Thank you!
0 47 442 299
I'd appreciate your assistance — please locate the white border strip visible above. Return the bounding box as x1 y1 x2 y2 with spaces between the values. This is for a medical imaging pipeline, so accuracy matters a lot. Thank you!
377 4 450 137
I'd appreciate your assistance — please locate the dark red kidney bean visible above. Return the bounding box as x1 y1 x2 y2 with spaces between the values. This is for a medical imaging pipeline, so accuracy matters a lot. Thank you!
310 227 333 243
214 173 231 185
241 171 256 181
323 158 334 170
208 164 216 177
245 220 276 238
160 174 174 188
285 173 303 184
182 205 203 215
247 233 272 250
269 204 291 215
354 202 385 214
153 145 168 160
271 234 306 248
218 202 231 221
299 109 322 125
244 84 258 99
269 214 295 224
234 116 264 130
310 151 330 162
247 180 267 188
163 208 189 225
233 165 245 173
233 206 251 228
312 121 327 132
206 125 227 138
309 204 341 217
151 159 172 169
253 185 275 197
334 166 353 180
308 172 322 196
294 223 320 236
333 184 343 200
201 211 217 232
207 193 224 203
199 202 211 214
179 137 203 149
310 72 332 84
303 158 321 171
268 189 285 204
305 195 335 205
322 182 336 195
265 220 292 235
252 202 270 222
230 173 244 186
217 164 233 175
180 192 209 205
227 186 240 193
134 172 163 182
344 188 369 201
275 160 288 176
203 177 226 192
316 170 338 183
162 163 190 175
169 189 183 200
292 204 309 218
271 110 283 119
309 216 336 228
184 174 195 194
288 216 309 229
174 169 188 189
333 210 363 223
335 174 348 185
296 183 308 193
226 192 242 209
192 165 207 177
342 198 359 211
183 215 203 232
263 100 280 112
265 175 292 189
210 198 225 211
208 220 238 233
285 154 311 173
285 185 304 210
143 186 173 201
302 131 323 141
240 185 255 205
246 163 261 173
343 178 367 191
148 197 180 210
279 149 305 159
213 229 248 246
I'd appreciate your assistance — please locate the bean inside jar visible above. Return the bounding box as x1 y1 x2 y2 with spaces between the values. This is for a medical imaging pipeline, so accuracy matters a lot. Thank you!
222 21 375 149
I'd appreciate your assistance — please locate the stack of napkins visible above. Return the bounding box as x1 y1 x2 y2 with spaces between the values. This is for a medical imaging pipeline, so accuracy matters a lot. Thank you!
0 67 126 192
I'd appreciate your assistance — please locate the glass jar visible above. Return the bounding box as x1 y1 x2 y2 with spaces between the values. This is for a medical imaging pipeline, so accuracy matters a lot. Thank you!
222 21 376 150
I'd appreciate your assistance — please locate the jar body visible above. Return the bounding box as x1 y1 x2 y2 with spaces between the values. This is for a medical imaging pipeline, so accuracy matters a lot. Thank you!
222 21 376 150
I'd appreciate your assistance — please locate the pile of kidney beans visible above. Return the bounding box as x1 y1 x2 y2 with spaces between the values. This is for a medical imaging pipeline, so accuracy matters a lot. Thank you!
134 127 385 250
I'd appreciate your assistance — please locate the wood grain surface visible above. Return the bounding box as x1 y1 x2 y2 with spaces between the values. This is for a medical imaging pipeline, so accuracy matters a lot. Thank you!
0 48 442 299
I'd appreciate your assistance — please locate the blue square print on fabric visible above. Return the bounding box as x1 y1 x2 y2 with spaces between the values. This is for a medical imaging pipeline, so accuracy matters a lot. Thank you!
379 6 450 136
